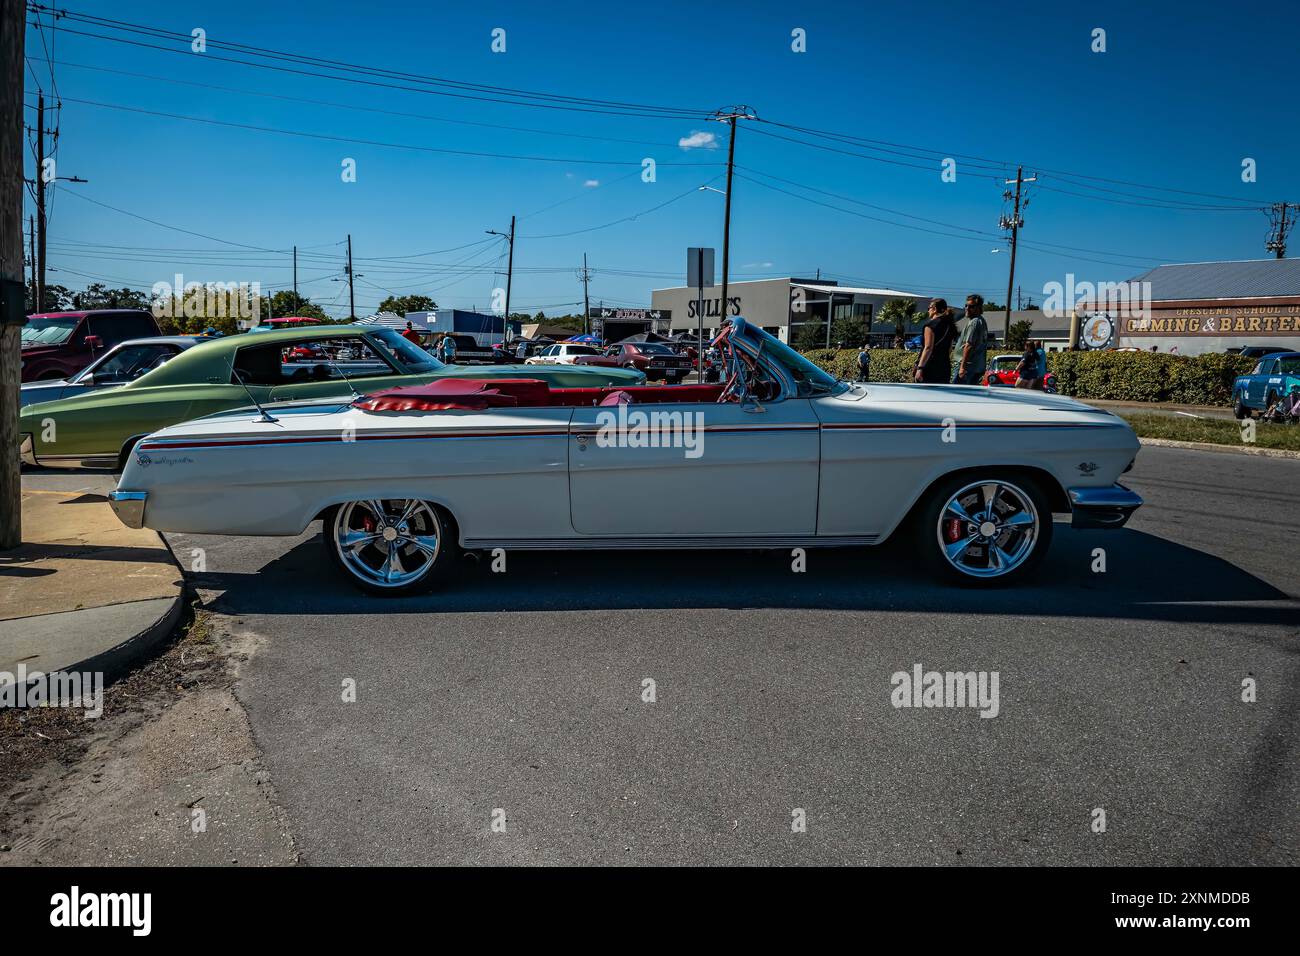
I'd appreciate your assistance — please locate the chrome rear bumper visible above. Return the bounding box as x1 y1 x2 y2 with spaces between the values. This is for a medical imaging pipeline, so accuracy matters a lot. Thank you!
1068 483 1142 529
107 490 148 529
19 434 36 466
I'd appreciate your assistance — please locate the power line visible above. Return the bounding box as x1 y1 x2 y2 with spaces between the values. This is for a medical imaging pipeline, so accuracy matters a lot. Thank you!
49 94 726 168
47 58 688 151
31 6 711 119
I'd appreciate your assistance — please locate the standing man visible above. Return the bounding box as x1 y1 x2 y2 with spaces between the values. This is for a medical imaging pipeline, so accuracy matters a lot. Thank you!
856 342 872 382
953 294 989 385
401 320 422 347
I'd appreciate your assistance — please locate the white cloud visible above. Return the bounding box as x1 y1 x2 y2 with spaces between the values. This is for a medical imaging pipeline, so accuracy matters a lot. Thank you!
584 179 600 188
678 130 717 150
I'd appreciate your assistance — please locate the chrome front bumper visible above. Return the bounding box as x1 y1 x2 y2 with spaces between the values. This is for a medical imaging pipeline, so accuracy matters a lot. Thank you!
1068 483 1143 529
107 490 148 529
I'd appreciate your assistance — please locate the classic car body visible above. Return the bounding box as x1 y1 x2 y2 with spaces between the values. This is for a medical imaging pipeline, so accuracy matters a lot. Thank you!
110 319 1142 592
573 342 695 381
1231 352 1300 418
20 336 205 408
19 325 644 469
21 310 163 382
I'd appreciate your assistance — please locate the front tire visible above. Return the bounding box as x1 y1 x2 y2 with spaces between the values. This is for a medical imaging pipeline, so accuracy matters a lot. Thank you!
324 498 460 595
913 475 1053 586
1233 391 1250 420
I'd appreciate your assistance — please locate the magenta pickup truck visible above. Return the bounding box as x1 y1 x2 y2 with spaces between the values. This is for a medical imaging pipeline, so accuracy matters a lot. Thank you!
21 310 162 383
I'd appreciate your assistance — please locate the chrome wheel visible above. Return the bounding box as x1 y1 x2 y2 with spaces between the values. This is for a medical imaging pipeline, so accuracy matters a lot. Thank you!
936 480 1040 579
332 499 442 590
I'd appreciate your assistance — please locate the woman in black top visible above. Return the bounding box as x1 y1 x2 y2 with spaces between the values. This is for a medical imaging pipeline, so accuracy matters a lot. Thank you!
913 298 958 384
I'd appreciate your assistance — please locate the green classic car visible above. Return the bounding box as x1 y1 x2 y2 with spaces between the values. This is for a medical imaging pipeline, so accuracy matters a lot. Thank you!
19 325 645 469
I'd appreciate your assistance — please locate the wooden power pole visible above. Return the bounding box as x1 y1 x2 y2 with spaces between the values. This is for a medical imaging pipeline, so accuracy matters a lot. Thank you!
712 106 756 331
1000 166 1036 334
2 0 26 548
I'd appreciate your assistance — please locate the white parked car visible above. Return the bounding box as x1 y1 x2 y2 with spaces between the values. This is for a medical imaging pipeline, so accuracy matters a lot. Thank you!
109 318 1143 594
524 343 601 365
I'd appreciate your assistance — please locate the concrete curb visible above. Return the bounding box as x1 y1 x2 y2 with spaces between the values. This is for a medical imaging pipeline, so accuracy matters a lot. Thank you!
1 530 187 685
1139 437 1300 460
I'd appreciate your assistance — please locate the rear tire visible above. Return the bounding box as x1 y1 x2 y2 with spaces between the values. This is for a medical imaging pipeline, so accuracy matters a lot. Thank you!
323 498 460 596
910 474 1053 586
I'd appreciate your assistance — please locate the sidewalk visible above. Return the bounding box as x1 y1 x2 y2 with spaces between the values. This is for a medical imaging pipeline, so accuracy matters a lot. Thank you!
0 475 184 679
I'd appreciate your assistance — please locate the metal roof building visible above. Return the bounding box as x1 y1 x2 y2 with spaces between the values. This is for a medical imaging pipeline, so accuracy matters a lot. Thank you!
1101 258 1300 354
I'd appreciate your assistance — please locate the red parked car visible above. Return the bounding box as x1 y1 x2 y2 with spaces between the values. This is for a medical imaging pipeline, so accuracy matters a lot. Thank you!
573 342 694 382
20 310 162 383
983 353 1057 393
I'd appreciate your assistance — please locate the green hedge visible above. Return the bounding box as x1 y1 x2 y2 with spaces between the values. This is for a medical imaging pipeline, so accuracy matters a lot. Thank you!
802 348 1256 406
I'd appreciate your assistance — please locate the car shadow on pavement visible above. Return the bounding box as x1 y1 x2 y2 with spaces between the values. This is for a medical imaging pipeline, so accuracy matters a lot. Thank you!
190 524 1296 629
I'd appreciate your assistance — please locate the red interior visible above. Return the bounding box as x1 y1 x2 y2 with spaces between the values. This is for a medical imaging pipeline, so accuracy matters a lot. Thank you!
353 378 725 412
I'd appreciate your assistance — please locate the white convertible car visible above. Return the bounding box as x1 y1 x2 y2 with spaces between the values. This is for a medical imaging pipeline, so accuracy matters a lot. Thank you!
109 318 1142 594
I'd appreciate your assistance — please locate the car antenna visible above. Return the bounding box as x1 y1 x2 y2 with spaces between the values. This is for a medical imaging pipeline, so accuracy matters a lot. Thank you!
324 351 360 399
229 356 279 423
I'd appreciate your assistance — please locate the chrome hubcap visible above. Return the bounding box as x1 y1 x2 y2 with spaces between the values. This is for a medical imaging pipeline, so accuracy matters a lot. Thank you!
937 480 1039 578
333 498 441 588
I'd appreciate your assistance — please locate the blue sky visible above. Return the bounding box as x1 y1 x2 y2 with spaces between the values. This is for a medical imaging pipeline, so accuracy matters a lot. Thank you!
23 0 1299 318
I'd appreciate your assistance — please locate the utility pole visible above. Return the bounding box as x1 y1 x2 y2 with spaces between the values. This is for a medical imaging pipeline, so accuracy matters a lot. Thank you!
712 106 756 332
486 216 516 341
3 0 26 549
35 91 44 312
28 214 35 307
1266 202 1297 259
577 253 592 335
1000 166 1036 333
292 245 298 310
346 234 355 319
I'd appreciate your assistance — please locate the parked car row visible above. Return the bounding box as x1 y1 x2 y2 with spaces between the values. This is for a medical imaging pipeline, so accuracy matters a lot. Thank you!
18 325 646 470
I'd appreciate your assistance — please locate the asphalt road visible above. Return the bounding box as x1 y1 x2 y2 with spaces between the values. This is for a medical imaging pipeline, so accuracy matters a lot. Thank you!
36 444 1298 865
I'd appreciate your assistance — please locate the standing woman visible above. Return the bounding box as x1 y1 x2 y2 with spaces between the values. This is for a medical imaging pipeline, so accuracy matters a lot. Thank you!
913 299 958 384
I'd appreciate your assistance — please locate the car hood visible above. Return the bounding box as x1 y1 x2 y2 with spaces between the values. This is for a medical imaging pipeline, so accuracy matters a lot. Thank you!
20 344 66 357
19 377 72 407
837 382 1115 415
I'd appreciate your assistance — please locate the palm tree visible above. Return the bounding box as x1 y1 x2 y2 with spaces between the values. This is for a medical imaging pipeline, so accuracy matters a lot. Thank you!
877 298 917 345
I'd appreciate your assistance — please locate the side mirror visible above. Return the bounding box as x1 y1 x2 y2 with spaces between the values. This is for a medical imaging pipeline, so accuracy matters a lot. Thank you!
84 334 103 352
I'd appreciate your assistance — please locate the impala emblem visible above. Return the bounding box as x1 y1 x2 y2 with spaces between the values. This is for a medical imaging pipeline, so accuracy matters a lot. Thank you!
1077 461 1099 475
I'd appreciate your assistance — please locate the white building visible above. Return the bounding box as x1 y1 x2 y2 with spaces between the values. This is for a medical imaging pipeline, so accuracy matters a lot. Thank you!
650 277 933 346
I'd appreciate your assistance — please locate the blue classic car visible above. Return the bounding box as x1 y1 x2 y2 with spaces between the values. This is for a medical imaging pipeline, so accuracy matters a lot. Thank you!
1232 351 1300 418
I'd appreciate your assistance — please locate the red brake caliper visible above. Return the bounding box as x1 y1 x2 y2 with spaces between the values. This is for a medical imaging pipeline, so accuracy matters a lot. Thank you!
943 517 964 543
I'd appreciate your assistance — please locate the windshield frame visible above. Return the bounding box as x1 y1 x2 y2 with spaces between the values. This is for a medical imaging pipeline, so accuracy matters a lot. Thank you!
733 319 847 398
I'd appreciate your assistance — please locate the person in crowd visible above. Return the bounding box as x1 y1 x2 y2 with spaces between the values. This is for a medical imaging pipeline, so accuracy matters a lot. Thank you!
401 321 422 347
893 332 905 350
434 335 448 362
515 340 528 359
913 299 958 384
857 342 872 382
444 335 458 364
953 294 989 385
1015 342 1042 390
1035 340 1047 381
